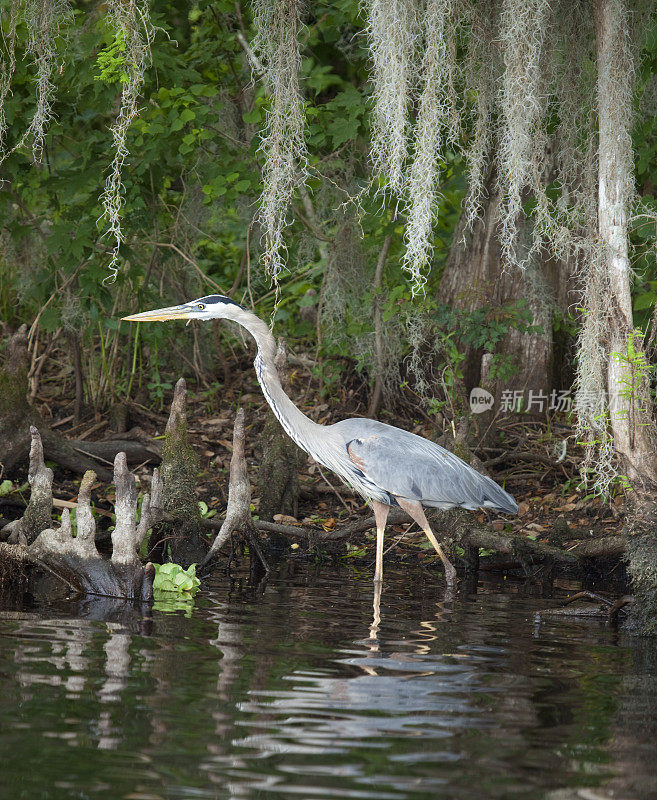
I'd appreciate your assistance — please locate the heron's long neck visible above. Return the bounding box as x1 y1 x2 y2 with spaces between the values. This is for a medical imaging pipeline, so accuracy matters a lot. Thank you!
237 310 323 455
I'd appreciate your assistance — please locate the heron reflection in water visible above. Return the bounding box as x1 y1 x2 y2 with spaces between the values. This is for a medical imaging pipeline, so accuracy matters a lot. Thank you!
123 296 517 589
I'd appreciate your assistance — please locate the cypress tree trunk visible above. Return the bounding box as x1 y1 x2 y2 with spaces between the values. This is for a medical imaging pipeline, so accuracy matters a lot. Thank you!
593 0 657 487
592 0 657 632
439 172 574 434
0 326 113 481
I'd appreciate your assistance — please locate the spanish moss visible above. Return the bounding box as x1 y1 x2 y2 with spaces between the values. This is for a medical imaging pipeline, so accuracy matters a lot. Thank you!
0 0 72 166
403 0 459 294
364 0 419 197
99 0 155 285
461 0 498 231
497 0 552 270
0 0 19 154
252 0 307 285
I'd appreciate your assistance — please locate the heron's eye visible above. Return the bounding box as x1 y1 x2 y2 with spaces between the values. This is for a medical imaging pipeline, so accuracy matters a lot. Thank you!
197 303 205 310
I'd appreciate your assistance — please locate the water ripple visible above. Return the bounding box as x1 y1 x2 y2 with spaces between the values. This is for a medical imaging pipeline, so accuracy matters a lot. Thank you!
0 569 649 799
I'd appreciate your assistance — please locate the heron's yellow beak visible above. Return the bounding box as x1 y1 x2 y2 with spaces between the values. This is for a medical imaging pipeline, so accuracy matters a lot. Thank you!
121 305 191 323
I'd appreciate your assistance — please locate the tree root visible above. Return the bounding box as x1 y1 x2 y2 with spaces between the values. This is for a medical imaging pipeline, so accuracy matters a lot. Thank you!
257 341 301 522
2 426 53 545
201 408 269 575
0 430 160 601
153 378 205 566
535 590 633 624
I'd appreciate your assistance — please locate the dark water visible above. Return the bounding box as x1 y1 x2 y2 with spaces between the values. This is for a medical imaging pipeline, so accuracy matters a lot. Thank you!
1 565 656 800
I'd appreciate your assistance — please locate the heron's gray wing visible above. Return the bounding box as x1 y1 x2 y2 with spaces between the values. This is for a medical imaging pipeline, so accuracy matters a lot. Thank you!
336 420 516 513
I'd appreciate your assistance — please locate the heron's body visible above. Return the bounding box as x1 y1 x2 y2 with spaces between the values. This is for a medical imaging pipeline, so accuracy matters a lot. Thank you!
329 417 517 513
123 295 517 586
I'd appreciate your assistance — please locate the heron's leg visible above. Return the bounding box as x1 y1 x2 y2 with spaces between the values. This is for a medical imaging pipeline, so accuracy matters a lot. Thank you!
369 579 382 643
371 501 390 585
396 498 457 585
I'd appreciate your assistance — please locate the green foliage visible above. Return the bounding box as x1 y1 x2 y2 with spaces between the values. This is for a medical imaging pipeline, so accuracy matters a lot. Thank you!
0 1 392 404
0 0 655 422
435 299 541 383
197 500 216 519
152 562 200 598
631 20 657 332
95 28 129 84
611 328 653 424
343 543 366 558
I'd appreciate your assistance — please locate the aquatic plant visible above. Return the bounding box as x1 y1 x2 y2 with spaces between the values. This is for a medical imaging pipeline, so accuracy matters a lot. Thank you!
152 562 201 599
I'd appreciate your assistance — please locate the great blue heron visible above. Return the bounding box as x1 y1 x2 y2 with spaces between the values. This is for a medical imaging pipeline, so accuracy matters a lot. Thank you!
123 295 517 586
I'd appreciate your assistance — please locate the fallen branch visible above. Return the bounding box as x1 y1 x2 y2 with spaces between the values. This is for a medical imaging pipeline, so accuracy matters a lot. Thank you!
568 536 626 559
245 506 623 569
71 439 161 465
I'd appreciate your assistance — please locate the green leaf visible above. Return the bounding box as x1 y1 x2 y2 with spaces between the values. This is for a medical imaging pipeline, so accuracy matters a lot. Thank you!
634 291 656 311
153 562 200 598
178 108 196 124
327 115 359 148
298 293 318 308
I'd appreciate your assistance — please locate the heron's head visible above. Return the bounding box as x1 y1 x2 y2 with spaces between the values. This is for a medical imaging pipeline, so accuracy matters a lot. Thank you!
122 294 246 325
